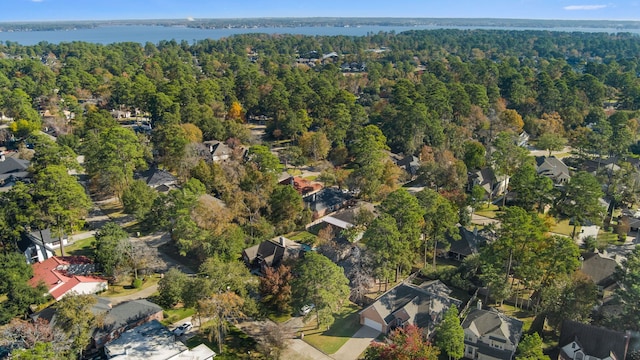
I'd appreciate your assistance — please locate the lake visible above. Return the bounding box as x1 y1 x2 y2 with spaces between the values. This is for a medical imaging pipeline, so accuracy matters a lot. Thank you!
1 24 639 45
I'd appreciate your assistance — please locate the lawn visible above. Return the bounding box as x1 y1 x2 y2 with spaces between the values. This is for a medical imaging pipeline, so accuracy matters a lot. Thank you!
474 204 501 219
496 304 535 333
301 303 362 355
548 218 580 237
287 231 319 246
57 236 95 257
101 274 160 297
187 324 262 359
161 307 196 326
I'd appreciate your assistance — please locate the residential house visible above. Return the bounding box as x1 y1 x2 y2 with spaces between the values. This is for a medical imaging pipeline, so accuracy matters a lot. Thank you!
582 158 620 176
394 155 421 179
442 226 492 262
558 320 630 360
242 236 303 273
203 140 241 163
29 256 107 301
306 201 376 242
104 320 215 359
304 187 352 219
517 131 530 147
359 280 462 336
461 307 524 360
535 156 571 185
92 299 164 348
137 167 178 193
18 228 67 264
468 167 508 200
579 251 619 292
279 176 323 196
0 153 29 189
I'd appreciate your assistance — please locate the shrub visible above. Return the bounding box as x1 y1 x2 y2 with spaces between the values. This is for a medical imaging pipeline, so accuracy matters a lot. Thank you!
132 278 143 289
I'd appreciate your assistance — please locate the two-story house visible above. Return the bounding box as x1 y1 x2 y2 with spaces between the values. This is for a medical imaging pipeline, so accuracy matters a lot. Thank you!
558 320 629 360
461 306 523 360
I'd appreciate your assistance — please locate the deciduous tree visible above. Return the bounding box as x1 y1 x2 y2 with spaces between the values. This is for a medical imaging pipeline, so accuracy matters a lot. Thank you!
435 306 464 360
365 325 440 360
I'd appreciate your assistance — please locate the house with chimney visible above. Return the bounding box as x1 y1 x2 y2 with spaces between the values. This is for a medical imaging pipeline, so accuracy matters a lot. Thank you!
18 228 68 264
461 306 523 360
242 236 303 273
558 320 630 360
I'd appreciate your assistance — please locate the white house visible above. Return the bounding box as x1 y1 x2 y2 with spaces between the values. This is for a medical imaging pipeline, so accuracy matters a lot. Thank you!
461 306 523 360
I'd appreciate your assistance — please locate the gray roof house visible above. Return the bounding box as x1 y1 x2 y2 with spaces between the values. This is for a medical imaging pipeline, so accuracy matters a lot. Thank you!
137 167 178 193
17 228 67 264
104 320 215 360
535 156 571 185
359 280 462 336
92 299 164 348
558 320 630 360
468 167 508 199
579 252 619 292
0 154 30 189
461 307 524 360
443 226 493 262
242 236 302 273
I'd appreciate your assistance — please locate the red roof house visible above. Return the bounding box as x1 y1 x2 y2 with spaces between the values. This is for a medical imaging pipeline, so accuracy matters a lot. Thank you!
279 176 323 196
29 256 108 301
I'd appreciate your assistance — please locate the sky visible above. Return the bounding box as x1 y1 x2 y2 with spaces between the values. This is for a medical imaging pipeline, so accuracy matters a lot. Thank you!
1 0 640 22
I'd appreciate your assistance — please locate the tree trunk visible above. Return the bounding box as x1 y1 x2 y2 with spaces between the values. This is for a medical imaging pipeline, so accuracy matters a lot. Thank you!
505 250 513 283
432 238 438 270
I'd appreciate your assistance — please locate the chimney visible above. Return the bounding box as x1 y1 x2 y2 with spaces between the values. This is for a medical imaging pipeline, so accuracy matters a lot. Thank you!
477 300 482 310
280 236 286 246
0 151 4 162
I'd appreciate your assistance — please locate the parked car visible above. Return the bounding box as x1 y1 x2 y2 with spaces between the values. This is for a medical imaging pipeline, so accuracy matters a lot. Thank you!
299 304 315 316
173 322 193 336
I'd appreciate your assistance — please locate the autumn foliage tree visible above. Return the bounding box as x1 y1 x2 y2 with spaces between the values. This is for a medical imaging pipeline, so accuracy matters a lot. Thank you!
227 101 244 121
259 264 293 313
365 325 440 360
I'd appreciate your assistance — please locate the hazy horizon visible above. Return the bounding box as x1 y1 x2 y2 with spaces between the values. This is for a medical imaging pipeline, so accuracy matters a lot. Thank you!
3 0 640 22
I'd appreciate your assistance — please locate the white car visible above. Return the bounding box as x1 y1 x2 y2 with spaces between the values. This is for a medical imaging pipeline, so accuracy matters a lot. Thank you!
299 304 315 316
173 322 193 336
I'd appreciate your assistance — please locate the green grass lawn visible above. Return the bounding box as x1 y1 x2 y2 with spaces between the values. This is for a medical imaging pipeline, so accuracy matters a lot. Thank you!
496 304 535 333
549 218 580 237
161 307 196 326
302 303 362 355
287 231 319 245
101 274 160 297
475 204 501 219
57 236 95 257
187 324 262 359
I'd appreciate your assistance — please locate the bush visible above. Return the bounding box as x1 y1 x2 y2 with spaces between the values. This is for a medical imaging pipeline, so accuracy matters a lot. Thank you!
132 278 143 289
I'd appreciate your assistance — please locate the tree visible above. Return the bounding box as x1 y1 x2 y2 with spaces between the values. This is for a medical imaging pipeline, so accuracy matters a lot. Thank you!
556 171 604 239
54 294 100 359
536 133 567 156
509 162 554 212
365 325 440 360
491 132 530 206
435 306 464 360
93 222 129 280
259 322 294 360
463 140 486 170
122 179 158 220
259 265 293 313
0 252 48 324
198 292 245 354
292 252 350 329
516 333 549 360
416 189 459 269
363 214 404 290
268 185 304 234
248 145 284 175
157 267 189 307
540 273 598 331
11 343 58 360
32 164 92 238
614 245 640 331
227 101 244 121
83 126 148 197
298 131 331 162
379 188 425 259
349 125 391 200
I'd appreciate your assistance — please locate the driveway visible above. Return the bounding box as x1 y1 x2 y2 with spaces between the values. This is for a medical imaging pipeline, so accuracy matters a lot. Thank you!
331 326 380 360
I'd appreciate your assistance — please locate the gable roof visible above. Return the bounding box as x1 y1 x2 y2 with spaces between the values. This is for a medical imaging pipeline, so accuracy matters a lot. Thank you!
363 280 461 332
0 156 29 176
304 188 351 212
447 226 490 258
138 168 177 188
29 256 106 300
535 156 570 180
93 299 163 340
243 236 302 268
559 320 629 360
462 308 523 347
579 252 618 287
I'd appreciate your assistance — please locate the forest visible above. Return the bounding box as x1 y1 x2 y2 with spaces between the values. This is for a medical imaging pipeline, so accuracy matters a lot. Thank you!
1 28 640 359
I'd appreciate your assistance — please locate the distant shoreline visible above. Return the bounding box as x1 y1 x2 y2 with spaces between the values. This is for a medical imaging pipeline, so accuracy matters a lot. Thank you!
2 17 640 33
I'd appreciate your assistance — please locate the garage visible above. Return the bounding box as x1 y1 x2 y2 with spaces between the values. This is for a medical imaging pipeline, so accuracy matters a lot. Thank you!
363 318 383 332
